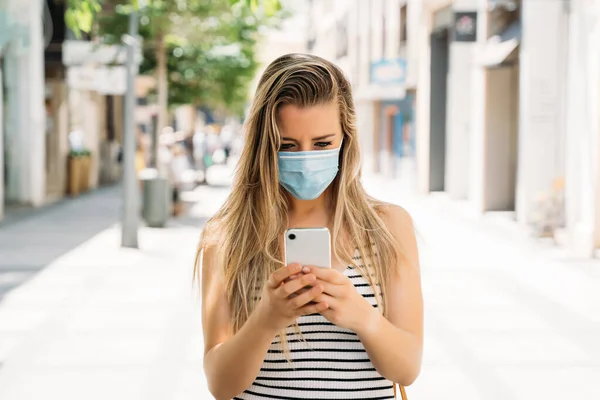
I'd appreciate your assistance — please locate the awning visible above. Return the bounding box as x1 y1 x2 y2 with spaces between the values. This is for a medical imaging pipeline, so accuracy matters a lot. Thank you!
477 20 521 67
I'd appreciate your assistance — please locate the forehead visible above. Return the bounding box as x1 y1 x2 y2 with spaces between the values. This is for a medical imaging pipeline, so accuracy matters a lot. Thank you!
277 102 341 139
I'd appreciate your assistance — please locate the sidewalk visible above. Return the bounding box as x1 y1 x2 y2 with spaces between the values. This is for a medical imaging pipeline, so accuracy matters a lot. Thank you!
0 183 231 400
0 186 122 303
363 175 600 400
0 172 598 400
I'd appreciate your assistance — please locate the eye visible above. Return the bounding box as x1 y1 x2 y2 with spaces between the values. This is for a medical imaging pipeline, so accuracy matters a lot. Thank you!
279 143 294 151
315 141 332 148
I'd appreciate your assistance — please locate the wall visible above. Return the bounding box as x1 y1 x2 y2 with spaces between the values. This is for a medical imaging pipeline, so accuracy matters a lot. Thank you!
444 0 478 200
248 1 307 99
3 0 46 207
356 101 376 174
515 1 568 223
467 0 489 212
565 0 600 257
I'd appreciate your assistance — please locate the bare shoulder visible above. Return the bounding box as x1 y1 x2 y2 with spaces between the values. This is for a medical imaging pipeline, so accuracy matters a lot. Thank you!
375 202 419 269
375 202 415 235
201 239 223 278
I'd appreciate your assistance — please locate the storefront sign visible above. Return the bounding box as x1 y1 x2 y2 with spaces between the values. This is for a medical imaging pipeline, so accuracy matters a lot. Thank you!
370 58 406 86
63 40 142 66
454 12 478 42
67 66 127 95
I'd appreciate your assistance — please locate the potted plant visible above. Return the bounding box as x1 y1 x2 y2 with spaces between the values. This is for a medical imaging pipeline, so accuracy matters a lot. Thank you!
79 149 92 192
67 149 83 197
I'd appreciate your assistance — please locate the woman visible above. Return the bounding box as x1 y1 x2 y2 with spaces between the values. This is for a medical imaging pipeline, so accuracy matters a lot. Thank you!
198 53 423 400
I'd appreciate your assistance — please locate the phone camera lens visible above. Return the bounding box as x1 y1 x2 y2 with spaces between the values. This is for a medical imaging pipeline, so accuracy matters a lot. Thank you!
288 234 296 240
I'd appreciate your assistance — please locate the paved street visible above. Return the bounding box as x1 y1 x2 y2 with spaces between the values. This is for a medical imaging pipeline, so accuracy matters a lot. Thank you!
364 175 600 400
0 186 123 303
0 168 598 400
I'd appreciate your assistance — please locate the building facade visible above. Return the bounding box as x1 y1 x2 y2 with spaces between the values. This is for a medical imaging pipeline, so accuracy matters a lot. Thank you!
307 0 417 190
413 0 600 258
564 0 600 257
0 0 46 220
0 0 127 222
307 0 600 258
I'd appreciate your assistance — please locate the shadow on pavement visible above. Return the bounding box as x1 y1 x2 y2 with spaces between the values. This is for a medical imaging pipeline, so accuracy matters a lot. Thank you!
0 177 232 305
0 185 122 304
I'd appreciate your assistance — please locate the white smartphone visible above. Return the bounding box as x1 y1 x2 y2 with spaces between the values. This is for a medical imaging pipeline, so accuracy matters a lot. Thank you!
284 227 331 268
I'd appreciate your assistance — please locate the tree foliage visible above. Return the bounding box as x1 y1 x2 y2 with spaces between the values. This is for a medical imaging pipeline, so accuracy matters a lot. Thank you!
65 0 102 37
65 0 286 116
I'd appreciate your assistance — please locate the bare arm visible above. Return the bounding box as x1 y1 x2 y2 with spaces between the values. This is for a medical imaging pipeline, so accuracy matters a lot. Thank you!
201 245 277 400
201 246 327 399
356 205 424 386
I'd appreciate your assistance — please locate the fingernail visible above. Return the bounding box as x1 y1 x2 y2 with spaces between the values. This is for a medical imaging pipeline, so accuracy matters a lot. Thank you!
302 266 310 273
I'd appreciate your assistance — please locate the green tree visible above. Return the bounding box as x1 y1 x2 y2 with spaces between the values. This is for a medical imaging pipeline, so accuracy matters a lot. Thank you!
65 0 283 118
66 0 284 168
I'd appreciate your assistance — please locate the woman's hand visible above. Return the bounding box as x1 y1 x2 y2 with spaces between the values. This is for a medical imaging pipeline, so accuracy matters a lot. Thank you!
307 266 380 333
254 264 329 333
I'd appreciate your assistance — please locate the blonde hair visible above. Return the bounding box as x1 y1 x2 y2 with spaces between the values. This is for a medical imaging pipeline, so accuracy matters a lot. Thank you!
195 53 400 336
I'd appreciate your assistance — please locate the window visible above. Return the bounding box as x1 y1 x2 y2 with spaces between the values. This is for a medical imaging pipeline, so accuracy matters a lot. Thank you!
106 96 115 141
400 5 408 43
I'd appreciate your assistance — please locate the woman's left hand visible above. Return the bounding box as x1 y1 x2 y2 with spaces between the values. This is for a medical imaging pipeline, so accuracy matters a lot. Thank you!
306 266 380 333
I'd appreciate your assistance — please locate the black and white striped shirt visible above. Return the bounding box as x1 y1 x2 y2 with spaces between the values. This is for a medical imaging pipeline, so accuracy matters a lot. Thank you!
235 259 395 400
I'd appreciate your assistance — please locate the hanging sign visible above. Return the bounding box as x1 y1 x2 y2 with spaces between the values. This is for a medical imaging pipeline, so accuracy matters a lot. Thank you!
454 12 478 42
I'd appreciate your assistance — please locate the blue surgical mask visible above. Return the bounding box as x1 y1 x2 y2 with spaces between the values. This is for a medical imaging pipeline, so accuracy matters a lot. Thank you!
277 143 342 200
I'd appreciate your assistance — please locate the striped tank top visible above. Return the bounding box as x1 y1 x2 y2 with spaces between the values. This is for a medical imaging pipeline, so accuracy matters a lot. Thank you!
235 254 395 400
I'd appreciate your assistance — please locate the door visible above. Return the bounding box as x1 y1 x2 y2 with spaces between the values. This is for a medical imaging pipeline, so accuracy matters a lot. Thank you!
429 29 450 191
484 66 519 211
45 80 66 199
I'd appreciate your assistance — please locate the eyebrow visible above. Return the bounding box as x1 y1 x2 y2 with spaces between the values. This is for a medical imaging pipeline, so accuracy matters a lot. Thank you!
281 134 336 142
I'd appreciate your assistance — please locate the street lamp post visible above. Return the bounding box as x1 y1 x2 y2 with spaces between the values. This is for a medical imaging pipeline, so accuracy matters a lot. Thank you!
121 9 140 248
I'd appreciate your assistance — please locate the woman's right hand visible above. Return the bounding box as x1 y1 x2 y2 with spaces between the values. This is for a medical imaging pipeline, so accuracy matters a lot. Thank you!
255 263 329 332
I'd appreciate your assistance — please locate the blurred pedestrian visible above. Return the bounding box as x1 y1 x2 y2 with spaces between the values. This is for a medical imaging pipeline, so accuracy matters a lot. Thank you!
196 54 422 400
169 143 190 216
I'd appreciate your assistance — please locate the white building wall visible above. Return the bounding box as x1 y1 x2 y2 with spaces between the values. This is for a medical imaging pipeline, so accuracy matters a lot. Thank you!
405 0 421 89
357 0 372 89
248 1 307 99
444 0 477 200
564 0 600 257
385 0 401 60
309 0 416 176
3 0 46 207
467 0 489 212
516 1 569 223
370 0 385 62
352 0 376 173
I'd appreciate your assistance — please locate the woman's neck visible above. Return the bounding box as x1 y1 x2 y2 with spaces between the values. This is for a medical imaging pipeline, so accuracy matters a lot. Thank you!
287 191 330 227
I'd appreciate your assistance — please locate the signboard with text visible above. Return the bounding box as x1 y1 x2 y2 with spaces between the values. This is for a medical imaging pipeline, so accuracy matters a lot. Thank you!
67 66 127 95
370 58 407 86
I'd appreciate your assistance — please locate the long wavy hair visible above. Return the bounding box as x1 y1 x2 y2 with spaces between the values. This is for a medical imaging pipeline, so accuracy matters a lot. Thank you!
195 53 401 336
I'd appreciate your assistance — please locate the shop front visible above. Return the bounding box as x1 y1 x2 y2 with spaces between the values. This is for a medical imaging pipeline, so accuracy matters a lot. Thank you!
368 58 412 180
